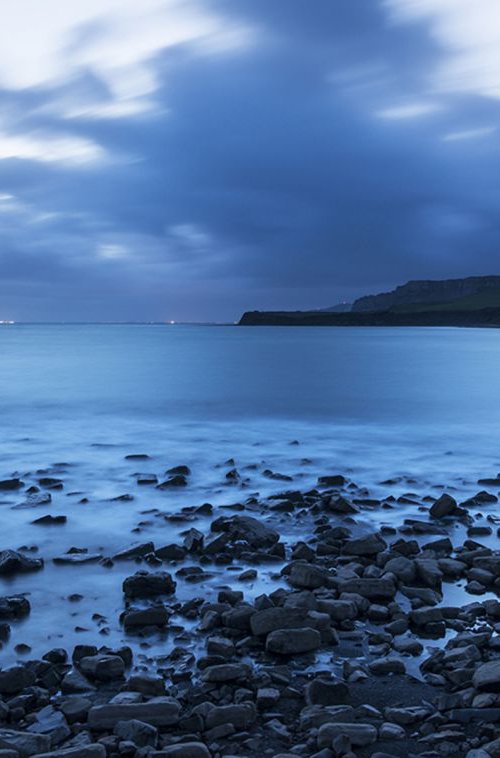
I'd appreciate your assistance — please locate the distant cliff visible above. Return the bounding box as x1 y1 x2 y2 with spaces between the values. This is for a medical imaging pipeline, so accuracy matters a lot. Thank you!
239 308 500 327
352 276 500 312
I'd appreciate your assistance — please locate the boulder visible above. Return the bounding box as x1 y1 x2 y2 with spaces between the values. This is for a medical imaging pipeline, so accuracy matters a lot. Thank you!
430 494 458 519
343 533 386 555
317 723 377 748
473 660 500 691
204 703 256 730
88 698 180 730
0 550 43 575
250 606 312 636
122 606 169 630
336 578 396 600
0 665 36 694
31 748 105 758
79 655 125 682
113 542 155 560
288 563 329 589
114 719 158 747
0 729 50 757
210 515 279 548
266 627 321 655
0 596 30 619
152 744 210 758
122 571 176 598
305 677 350 706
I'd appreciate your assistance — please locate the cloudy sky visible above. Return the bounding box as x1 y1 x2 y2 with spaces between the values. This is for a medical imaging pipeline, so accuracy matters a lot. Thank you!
1 0 500 321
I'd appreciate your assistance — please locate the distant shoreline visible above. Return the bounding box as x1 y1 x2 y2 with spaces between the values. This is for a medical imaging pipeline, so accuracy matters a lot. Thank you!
238 307 500 328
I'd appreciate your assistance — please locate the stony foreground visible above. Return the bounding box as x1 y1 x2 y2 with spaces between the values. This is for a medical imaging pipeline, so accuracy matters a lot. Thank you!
3 467 500 757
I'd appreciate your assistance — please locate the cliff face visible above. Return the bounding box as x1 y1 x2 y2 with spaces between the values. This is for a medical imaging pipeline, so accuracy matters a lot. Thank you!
352 276 500 312
238 308 500 326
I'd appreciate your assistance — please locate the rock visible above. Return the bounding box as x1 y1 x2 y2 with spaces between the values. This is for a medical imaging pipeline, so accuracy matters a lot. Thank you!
288 563 329 589
126 673 165 696
183 529 204 552
210 515 279 548
343 533 387 555
59 696 92 724
473 660 500 691
201 663 248 682
60 669 96 695
122 606 169 630
204 703 256 730
113 542 155 560
155 544 186 561
430 494 458 518
122 571 176 598
114 720 158 747
368 657 406 675
0 596 30 619
336 578 396 600
379 722 406 740
0 729 50 757
0 550 43 575
31 748 106 758
32 515 66 525
53 553 102 565
88 698 180 730
317 723 377 748
326 496 357 514
318 475 346 487
0 665 35 694
157 475 188 488
0 479 23 491
266 627 321 655
152 744 210 758
384 556 416 583
79 654 125 681
250 606 315 636
26 706 70 747
256 687 281 709
305 677 349 706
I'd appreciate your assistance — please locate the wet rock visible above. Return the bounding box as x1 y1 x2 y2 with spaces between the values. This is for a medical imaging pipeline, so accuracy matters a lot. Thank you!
183 529 204 552
88 698 181 729
60 669 96 695
336 578 396 600
122 606 169 630
166 465 191 476
0 596 30 620
0 731 49 757
472 660 500 691
123 571 176 598
26 706 70 747
114 719 158 747
53 552 102 565
0 550 43 575
318 475 346 487
343 533 387 555
201 663 249 682
288 563 329 589
136 474 158 485
305 677 349 706
204 703 256 730
0 479 24 491
368 657 406 675
0 665 36 694
210 515 279 548
157 475 188 489
317 723 377 748
113 542 155 560
31 515 66 526
79 654 125 681
430 493 458 519
38 478 63 490
250 607 316 636
266 627 321 655
155 544 186 561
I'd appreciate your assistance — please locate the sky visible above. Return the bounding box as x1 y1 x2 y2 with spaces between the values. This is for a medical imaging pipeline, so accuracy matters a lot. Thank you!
1 0 500 321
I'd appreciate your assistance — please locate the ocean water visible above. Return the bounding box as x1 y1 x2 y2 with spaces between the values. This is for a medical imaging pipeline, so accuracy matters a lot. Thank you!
1 323 500 663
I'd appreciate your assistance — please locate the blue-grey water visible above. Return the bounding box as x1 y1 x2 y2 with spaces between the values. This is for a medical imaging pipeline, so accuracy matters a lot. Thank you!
1 323 500 664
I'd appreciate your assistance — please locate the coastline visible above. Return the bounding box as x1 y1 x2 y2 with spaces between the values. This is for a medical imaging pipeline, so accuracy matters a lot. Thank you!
2 454 500 755
238 307 500 327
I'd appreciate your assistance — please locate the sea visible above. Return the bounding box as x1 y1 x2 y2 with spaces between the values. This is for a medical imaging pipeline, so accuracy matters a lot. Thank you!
1 323 500 664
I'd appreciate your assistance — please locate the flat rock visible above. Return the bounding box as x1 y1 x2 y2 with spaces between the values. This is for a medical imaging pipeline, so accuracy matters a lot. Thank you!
473 660 500 691
151 744 210 758
317 722 377 748
0 550 43 575
266 627 321 655
210 515 279 548
123 571 176 598
88 698 180 730
122 606 169 630
113 542 155 560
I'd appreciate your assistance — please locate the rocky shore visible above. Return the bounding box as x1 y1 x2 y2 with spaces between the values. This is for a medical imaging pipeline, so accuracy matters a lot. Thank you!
3 462 500 757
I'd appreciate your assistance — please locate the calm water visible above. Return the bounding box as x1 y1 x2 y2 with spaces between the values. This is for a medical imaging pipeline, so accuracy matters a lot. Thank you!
1 323 500 663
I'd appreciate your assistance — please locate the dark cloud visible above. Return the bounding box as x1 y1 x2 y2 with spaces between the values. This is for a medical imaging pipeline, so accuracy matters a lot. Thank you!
1 0 500 320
